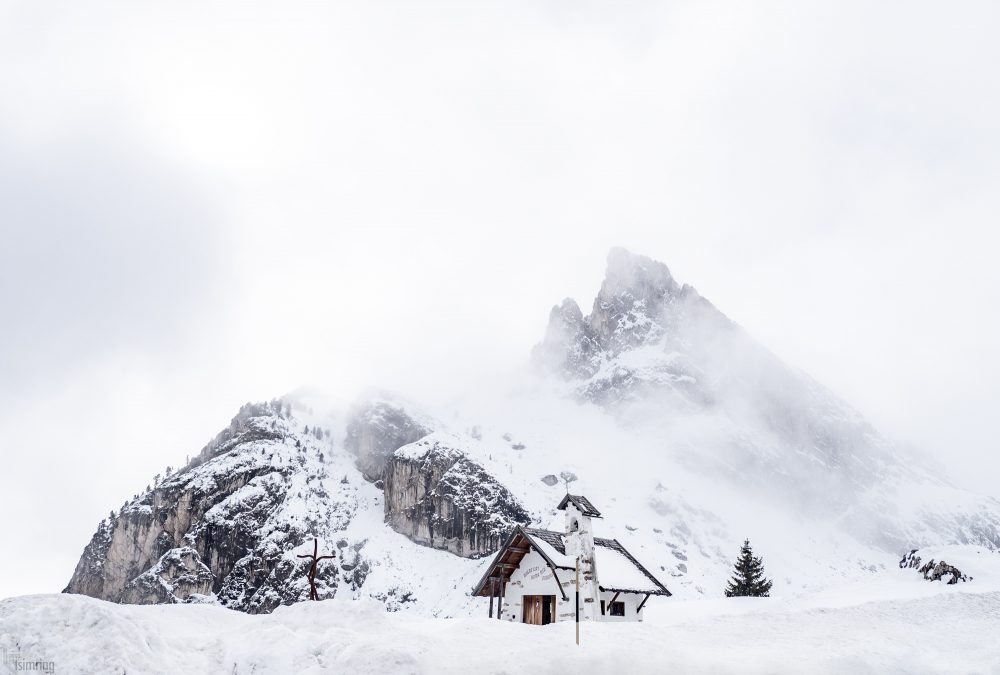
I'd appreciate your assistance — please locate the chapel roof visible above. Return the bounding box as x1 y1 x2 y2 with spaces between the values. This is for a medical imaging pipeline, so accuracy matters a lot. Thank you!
471 526 671 597
556 494 602 518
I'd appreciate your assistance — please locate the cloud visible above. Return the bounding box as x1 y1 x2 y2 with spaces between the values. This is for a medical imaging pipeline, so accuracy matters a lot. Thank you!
0 131 228 399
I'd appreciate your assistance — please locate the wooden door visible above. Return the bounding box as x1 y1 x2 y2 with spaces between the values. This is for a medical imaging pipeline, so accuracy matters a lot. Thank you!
522 595 555 625
523 595 541 624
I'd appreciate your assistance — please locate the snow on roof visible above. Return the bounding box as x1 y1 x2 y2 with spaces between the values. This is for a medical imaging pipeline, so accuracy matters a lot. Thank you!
524 528 574 568
594 538 670 595
519 528 670 596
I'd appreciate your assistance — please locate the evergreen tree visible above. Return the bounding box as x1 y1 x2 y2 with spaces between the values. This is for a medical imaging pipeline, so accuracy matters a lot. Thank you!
724 539 773 597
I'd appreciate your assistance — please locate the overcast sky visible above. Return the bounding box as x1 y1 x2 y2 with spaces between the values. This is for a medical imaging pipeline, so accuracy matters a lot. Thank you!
1 0 998 599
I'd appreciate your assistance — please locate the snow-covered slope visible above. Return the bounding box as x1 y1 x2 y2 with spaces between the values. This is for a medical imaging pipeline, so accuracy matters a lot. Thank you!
11 553 1000 674
62 248 1000 615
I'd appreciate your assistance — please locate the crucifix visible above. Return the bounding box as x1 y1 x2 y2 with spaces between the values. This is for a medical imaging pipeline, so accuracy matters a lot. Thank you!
297 538 335 601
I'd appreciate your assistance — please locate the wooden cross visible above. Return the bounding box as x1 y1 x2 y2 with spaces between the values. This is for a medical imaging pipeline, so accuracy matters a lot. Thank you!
296 538 335 601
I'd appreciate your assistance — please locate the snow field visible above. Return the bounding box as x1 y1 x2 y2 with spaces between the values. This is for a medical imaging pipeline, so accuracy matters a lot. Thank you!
4 572 1000 675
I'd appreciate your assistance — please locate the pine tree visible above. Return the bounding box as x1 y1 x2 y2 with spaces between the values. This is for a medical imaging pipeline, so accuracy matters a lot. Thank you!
724 539 773 597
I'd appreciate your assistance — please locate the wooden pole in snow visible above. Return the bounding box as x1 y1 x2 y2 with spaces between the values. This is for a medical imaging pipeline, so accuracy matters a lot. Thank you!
497 575 504 620
575 556 580 645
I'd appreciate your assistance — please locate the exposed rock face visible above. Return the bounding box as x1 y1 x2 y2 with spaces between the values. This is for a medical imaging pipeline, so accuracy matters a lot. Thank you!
121 547 214 604
900 550 972 584
344 399 432 482
65 401 356 613
533 298 591 379
65 397 528 613
384 436 530 558
586 247 681 353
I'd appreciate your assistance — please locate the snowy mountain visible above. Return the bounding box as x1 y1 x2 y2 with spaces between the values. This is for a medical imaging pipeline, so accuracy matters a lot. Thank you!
63 248 1000 614
532 249 1000 552
64 399 502 615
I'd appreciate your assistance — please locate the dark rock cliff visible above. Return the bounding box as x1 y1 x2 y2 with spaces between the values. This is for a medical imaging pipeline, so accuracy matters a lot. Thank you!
384 437 530 558
344 399 432 482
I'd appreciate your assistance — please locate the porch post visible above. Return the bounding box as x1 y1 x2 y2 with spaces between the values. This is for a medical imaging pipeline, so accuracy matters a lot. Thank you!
497 575 504 620
489 577 495 618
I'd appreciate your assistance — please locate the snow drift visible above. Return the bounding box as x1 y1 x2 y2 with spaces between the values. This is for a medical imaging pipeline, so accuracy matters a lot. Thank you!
9 556 1000 675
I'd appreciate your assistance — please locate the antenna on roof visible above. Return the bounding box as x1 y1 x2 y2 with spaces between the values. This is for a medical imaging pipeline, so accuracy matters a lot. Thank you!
559 471 578 495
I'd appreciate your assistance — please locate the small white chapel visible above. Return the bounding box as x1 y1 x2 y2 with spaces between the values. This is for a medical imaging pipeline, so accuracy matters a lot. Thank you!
472 495 670 624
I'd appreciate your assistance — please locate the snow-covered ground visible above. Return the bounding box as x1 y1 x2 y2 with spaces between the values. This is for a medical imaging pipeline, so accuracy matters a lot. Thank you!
5 548 1000 674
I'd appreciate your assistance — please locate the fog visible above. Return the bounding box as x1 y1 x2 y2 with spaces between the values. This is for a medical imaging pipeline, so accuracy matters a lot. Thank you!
1 0 998 599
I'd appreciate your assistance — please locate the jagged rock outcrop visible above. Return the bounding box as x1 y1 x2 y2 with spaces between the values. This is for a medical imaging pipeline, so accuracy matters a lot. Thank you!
65 401 355 613
120 547 214 604
533 247 732 406
899 550 972 584
344 398 432 482
65 396 530 614
532 298 591 379
384 436 530 558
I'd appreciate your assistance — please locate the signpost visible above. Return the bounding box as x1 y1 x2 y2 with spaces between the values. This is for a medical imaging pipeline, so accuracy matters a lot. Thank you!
575 556 580 645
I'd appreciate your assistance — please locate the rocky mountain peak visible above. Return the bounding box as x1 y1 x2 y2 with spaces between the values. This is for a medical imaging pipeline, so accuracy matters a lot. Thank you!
588 248 678 355
533 247 684 380
532 298 588 378
531 249 926 516
552 297 584 325
599 247 679 303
